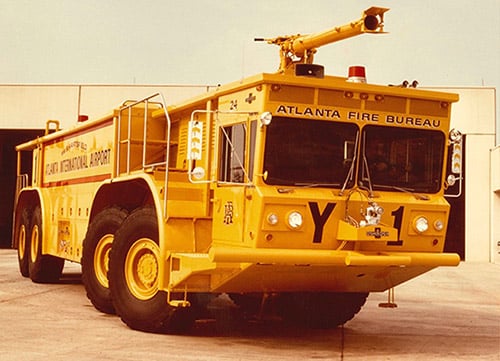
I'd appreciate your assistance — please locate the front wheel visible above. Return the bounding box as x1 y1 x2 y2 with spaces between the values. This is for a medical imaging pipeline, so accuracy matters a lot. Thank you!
108 206 195 334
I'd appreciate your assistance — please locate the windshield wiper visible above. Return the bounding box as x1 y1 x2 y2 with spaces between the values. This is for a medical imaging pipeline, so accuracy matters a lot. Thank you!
265 176 341 189
339 131 360 196
375 185 430 200
357 133 375 197
295 182 342 188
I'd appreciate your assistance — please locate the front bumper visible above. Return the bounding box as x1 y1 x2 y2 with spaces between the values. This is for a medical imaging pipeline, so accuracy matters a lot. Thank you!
166 247 460 294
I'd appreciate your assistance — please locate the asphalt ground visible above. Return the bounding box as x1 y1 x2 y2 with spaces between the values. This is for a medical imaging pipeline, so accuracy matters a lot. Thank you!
0 248 498 360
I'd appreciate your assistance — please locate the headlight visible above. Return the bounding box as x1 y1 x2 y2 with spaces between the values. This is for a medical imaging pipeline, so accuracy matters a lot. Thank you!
434 219 444 231
287 211 303 230
413 216 429 233
267 213 279 226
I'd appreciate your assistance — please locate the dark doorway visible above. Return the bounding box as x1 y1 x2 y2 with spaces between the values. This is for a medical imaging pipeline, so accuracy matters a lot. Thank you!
0 129 44 248
444 135 466 260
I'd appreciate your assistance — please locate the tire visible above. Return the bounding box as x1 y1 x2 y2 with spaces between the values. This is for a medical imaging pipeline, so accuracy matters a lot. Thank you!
28 206 65 283
15 208 31 277
276 292 368 329
81 206 127 314
108 206 196 334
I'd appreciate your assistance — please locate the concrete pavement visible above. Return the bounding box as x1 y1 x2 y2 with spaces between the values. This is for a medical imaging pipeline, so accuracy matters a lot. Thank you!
0 248 498 360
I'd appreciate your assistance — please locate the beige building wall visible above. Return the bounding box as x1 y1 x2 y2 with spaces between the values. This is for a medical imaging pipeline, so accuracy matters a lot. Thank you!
436 87 496 262
77 85 214 122
0 85 80 129
491 146 500 263
0 84 213 129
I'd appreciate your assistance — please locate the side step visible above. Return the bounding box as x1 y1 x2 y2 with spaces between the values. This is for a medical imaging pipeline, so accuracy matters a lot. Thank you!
168 252 224 293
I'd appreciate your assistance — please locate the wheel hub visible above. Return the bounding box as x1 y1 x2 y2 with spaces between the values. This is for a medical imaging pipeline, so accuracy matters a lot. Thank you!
94 234 114 288
30 225 39 263
125 238 160 300
18 225 26 259
136 253 158 288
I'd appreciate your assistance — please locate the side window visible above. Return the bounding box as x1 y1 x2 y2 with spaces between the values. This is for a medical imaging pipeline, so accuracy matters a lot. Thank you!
219 121 256 183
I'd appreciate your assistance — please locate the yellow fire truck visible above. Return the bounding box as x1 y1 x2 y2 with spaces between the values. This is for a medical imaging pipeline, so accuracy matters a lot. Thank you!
13 6 462 333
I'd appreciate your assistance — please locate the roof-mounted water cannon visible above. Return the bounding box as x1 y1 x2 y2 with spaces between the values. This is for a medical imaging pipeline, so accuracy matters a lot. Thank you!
255 6 389 76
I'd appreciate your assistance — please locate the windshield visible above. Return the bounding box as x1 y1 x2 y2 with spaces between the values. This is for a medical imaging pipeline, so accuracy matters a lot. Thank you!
360 125 445 193
263 117 358 187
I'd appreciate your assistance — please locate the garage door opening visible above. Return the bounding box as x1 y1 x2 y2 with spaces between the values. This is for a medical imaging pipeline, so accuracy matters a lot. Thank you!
0 129 44 248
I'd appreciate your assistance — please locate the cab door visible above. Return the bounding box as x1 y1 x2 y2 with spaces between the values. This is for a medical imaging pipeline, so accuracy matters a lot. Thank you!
212 120 256 245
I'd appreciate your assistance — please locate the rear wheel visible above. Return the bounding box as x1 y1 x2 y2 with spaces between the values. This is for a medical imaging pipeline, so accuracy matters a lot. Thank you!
276 292 368 329
81 206 127 314
108 206 196 333
15 208 31 277
28 206 64 283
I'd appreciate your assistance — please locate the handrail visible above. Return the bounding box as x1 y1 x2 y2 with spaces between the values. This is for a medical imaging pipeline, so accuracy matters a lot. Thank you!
15 174 28 199
45 120 60 135
116 92 172 220
158 92 172 220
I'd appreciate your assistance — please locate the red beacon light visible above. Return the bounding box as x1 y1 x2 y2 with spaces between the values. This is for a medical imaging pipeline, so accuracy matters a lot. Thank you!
347 66 367 83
